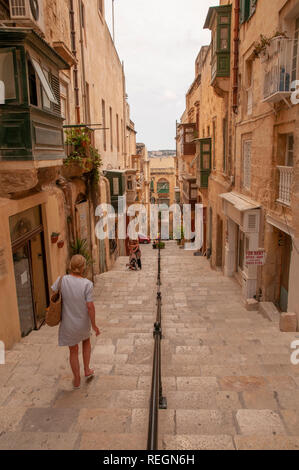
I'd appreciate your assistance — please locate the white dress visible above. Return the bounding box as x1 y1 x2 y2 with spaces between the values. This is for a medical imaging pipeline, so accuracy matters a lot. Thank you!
51 275 93 347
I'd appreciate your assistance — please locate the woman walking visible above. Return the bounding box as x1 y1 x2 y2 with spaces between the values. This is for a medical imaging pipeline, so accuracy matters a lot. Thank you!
51 255 100 389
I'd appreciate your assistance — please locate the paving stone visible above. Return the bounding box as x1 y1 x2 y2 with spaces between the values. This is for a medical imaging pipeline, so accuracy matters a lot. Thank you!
74 408 131 433
0 432 79 450
235 435 299 450
19 407 79 432
162 434 235 450
176 410 236 435
236 410 286 435
79 432 145 450
219 376 268 392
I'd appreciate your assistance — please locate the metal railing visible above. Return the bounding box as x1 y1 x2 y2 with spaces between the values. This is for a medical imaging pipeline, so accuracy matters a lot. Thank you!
147 243 167 450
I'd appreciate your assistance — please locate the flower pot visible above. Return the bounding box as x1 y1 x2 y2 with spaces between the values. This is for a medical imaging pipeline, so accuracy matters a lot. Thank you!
51 236 59 244
57 240 65 249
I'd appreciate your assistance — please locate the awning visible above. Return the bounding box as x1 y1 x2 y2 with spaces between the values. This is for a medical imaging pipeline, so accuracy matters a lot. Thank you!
220 192 261 212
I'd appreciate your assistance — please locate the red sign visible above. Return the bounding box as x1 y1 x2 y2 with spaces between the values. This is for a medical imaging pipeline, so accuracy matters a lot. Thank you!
246 250 266 266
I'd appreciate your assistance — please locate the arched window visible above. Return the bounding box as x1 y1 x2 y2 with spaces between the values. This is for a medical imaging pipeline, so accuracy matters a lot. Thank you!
157 179 169 194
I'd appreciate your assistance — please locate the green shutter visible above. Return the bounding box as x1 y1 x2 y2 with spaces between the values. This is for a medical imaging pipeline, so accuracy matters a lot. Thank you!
240 0 250 24
199 138 212 189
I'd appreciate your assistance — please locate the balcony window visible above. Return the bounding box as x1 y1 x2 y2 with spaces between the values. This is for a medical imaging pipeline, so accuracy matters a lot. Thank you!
198 138 212 188
262 36 298 104
204 5 231 83
277 134 294 206
0 48 18 102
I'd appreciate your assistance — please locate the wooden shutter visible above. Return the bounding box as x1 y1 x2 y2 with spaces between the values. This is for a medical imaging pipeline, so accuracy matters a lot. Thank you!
199 138 212 188
240 0 250 24
50 73 61 115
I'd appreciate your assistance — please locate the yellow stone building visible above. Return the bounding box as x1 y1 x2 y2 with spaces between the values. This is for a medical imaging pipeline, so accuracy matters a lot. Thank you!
0 0 138 348
178 0 299 328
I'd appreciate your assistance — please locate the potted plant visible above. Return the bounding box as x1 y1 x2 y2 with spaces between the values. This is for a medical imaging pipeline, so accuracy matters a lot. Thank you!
51 232 60 244
57 240 65 249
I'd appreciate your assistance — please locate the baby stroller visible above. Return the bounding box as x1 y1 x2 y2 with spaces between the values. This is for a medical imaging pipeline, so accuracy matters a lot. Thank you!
127 251 138 271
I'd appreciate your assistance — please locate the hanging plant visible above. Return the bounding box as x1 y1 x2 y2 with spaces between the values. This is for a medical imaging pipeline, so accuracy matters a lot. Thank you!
253 31 289 59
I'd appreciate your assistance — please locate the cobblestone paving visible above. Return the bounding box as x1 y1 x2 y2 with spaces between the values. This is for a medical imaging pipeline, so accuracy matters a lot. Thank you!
1 241 299 450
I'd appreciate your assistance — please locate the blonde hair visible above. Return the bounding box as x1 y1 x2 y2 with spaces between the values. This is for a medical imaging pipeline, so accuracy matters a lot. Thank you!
70 255 87 275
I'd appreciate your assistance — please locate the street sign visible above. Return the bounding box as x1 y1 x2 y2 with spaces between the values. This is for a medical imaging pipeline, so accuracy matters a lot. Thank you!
246 250 266 266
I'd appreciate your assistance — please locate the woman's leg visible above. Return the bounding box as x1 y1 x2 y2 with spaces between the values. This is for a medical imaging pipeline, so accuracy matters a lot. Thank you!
82 338 94 377
69 345 80 387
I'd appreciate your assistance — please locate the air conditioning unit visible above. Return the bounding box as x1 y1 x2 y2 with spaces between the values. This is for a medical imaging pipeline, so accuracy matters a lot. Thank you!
9 0 45 36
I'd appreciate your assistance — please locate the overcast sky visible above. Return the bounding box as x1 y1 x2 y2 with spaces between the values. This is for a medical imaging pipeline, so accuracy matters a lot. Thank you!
105 0 218 151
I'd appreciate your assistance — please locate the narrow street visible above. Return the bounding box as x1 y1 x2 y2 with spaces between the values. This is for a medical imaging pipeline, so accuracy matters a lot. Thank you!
1 243 299 450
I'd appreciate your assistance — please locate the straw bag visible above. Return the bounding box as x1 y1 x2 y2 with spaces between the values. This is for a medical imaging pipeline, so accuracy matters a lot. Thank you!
46 276 64 327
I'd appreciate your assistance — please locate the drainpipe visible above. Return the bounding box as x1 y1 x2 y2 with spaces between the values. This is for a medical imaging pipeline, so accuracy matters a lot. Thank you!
69 0 80 123
122 61 128 169
78 0 88 124
232 0 240 114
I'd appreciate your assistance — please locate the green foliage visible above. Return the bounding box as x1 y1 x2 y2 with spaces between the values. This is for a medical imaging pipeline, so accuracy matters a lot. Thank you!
70 238 91 265
253 31 288 58
64 126 102 185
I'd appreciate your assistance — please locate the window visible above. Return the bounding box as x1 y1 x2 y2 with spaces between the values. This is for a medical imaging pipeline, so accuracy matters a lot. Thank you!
60 81 69 123
102 99 106 151
0 48 17 101
240 0 257 24
116 114 120 152
205 5 231 82
292 18 299 83
157 180 170 194
28 59 38 106
285 134 294 167
223 117 228 172
199 138 212 188
243 140 252 190
212 119 216 170
246 59 253 115
30 58 58 105
85 82 91 124
110 106 113 151
127 177 133 190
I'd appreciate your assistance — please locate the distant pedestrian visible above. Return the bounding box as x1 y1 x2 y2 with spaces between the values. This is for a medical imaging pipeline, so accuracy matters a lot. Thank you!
129 238 142 270
51 255 101 389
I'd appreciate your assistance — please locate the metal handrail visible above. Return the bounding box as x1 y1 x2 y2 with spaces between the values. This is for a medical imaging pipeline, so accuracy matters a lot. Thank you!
147 244 167 451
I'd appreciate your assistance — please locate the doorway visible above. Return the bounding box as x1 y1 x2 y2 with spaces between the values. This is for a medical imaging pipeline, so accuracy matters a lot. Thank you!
216 216 223 268
10 206 49 337
279 232 292 312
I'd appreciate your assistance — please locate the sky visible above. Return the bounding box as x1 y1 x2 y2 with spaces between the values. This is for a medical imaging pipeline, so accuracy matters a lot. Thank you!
105 0 218 151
